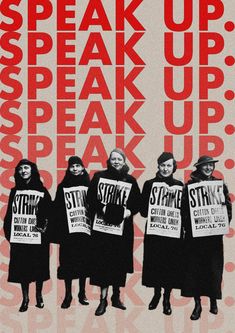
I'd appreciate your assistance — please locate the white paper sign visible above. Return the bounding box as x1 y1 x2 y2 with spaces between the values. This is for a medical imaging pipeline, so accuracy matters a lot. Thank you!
188 180 229 237
146 182 182 238
10 190 44 244
93 178 132 236
63 186 90 235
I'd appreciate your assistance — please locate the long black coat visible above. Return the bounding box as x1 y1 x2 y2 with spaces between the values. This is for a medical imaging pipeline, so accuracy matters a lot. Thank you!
4 182 51 283
53 172 91 280
87 166 141 287
141 173 184 288
181 171 232 299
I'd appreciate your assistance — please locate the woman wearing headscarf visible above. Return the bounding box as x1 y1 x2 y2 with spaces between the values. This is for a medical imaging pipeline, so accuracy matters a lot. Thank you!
87 148 141 316
53 156 90 309
3 159 52 312
181 156 232 320
141 152 184 315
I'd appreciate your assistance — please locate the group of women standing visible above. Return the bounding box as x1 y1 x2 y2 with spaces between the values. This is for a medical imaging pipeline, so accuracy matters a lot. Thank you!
4 149 232 320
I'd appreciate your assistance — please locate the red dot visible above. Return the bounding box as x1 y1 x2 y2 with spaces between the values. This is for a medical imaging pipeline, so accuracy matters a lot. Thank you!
229 193 235 203
226 227 235 238
225 125 235 135
224 297 235 306
225 56 235 66
225 159 235 169
225 262 235 272
224 21 235 31
224 90 235 100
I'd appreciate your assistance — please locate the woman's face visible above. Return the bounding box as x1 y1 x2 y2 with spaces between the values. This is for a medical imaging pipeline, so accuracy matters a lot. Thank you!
159 158 174 177
199 162 215 178
69 163 84 176
110 152 125 170
18 164 32 182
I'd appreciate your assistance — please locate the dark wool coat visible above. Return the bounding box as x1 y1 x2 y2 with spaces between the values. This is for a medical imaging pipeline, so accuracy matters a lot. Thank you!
4 182 52 283
141 173 184 289
53 171 91 280
181 171 232 299
87 166 141 287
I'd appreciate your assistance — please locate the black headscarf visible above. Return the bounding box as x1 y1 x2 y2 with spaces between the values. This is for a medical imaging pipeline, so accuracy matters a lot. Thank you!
61 156 90 187
14 159 43 189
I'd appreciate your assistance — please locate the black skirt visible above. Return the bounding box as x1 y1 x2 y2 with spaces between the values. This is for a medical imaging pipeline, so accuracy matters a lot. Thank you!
181 235 223 299
89 230 131 287
8 243 50 283
57 233 90 280
142 235 183 289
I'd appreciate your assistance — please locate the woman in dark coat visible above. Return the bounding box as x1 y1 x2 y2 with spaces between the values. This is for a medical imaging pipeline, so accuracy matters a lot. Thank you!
53 156 90 309
141 152 183 315
3 159 52 312
181 156 232 320
87 148 141 316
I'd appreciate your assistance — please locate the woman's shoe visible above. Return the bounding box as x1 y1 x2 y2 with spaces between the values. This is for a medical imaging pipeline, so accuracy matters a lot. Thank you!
78 292 89 305
19 299 29 312
36 296 44 309
163 300 172 315
61 296 72 309
210 299 218 315
95 298 108 316
190 303 202 320
148 294 161 310
111 296 126 310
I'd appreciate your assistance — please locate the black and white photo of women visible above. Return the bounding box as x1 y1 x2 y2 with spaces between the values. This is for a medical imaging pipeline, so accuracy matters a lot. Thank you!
53 156 90 309
3 159 52 312
87 148 141 316
181 156 232 320
141 152 184 315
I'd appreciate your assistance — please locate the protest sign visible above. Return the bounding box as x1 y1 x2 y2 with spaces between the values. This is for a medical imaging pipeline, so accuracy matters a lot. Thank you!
10 190 44 244
63 186 90 235
188 180 229 237
146 182 182 238
93 178 132 236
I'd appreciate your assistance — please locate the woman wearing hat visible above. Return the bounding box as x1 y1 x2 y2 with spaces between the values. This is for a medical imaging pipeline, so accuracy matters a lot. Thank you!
53 156 90 308
3 159 52 312
87 148 141 316
141 152 184 315
181 156 232 320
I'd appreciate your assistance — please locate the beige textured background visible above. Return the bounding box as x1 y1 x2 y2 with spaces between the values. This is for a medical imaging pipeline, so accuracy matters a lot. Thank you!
1 1 235 332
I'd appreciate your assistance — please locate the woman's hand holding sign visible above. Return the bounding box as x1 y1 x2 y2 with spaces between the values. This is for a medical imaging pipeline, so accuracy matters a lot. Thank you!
124 209 131 219
35 219 48 233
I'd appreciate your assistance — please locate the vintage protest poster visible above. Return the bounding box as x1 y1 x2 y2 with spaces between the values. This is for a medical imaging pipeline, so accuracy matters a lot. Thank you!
10 189 44 244
188 180 229 237
93 178 132 236
0 1 235 332
63 186 90 235
146 182 182 238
